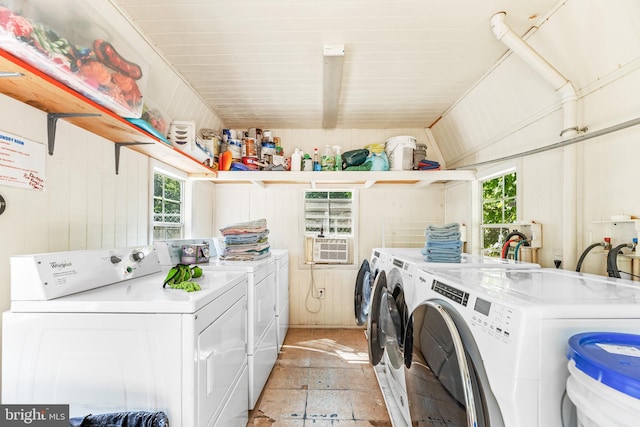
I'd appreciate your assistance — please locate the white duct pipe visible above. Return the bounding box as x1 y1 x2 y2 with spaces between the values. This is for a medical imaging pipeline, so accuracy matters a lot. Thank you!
490 12 578 138
490 11 578 269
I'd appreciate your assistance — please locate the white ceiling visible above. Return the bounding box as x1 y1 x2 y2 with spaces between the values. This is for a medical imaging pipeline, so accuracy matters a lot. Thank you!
111 0 561 129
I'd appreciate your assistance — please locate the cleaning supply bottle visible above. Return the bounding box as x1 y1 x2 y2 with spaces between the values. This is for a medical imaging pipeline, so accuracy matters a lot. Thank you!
303 153 312 171
313 148 321 171
333 146 342 171
291 148 302 172
321 145 335 171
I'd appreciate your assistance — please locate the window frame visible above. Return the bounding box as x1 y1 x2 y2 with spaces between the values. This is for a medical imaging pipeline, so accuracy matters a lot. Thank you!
477 163 519 257
303 189 356 237
149 159 192 242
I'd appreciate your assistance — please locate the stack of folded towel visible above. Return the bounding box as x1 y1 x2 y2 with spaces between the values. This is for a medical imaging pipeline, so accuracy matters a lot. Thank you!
420 223 462 263
218 218 271 261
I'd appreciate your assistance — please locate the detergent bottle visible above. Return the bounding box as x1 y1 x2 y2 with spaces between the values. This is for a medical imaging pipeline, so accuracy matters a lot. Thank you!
291 148 302 172
333 146 342 171
321 145 335 171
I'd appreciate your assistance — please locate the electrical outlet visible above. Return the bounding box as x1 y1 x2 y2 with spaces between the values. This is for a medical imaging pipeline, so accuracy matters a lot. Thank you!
318 288 325 299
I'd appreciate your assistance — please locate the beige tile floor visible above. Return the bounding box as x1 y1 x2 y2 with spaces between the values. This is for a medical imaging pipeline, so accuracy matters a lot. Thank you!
247 328 392 426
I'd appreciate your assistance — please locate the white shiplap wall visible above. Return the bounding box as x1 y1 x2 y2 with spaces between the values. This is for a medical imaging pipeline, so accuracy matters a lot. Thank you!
436 0 640 271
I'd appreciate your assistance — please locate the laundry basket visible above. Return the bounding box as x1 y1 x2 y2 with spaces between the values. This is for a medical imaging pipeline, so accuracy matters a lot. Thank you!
566 332 640 427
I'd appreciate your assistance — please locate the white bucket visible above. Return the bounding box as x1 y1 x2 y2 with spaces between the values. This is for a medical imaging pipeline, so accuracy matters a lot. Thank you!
385 136 417 170
566 332 640 427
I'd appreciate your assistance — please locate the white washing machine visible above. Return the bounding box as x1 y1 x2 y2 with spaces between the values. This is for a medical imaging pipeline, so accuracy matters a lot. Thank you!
354 248 388 327
154 239 278 410
2 246 249 427
370 248 541 425
389 267 640 427
271 249 289 352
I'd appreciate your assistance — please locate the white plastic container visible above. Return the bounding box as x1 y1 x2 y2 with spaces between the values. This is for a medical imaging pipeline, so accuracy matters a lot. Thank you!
291 148 302 172
385 135 417 170
566 332 640 427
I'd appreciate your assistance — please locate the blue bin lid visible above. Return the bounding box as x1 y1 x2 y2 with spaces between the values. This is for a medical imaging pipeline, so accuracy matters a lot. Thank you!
566 332 640 399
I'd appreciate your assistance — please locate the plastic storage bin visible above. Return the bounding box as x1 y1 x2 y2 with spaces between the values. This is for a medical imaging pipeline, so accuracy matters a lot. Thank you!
0 0 149 118
385 135 417 170
566 332 640 427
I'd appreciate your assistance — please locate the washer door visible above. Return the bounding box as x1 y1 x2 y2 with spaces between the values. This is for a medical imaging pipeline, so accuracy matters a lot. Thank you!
354 259 374 326
379 287 403 369
406 301 485 427
367 270 387 366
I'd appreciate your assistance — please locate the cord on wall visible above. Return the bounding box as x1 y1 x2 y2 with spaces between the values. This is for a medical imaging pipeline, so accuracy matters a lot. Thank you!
305 263 322 313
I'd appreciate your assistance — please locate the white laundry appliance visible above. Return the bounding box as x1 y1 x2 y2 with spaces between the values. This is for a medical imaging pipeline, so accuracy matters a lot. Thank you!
354 248 388 326
369 248 541 425
154 239 278 410
372 267 640 427
271 249 290 352
2 246 249 427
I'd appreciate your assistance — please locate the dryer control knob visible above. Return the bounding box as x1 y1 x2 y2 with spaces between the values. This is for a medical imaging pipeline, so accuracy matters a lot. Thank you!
132 251 145 262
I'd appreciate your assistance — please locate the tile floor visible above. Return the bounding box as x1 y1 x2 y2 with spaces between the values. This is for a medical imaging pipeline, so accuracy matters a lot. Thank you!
247 328 392 426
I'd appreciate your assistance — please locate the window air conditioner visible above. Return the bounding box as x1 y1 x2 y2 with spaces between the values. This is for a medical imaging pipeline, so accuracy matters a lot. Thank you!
312 237 350 264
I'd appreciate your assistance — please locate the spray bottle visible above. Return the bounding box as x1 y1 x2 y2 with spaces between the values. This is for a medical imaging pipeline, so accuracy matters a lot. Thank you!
313 148 321 171
333 146 342 171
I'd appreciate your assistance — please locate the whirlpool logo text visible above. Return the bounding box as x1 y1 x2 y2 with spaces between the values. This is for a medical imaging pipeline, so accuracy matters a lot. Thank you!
1 405 68 426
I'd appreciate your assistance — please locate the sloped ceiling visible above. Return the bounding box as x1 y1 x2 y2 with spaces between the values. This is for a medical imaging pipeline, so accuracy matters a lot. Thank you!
111 0 561 129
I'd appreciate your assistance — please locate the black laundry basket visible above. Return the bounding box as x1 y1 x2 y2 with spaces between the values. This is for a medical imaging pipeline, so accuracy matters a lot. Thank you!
69 411 169 427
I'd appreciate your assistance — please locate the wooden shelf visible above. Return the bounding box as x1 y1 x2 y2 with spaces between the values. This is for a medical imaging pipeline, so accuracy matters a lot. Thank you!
0 49 216 177
0 50 476 186
193 169 476 188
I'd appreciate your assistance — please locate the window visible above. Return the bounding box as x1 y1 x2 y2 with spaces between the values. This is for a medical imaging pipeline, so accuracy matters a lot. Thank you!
481 171 517 257
304 190 355 236
153 171 184 240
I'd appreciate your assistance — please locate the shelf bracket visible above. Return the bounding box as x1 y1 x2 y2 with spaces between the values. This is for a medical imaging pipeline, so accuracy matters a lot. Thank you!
115 142 154 175
47 112 101 155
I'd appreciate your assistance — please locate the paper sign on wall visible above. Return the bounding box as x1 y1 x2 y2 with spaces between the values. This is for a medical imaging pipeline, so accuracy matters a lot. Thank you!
0 131 46 191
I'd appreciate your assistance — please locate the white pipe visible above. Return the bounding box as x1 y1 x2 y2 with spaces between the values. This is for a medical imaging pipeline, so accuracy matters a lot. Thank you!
490 12 578 138
490 11 578 269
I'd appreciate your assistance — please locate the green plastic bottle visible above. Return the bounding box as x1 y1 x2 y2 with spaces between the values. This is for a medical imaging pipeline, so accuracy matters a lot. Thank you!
333 146 342 171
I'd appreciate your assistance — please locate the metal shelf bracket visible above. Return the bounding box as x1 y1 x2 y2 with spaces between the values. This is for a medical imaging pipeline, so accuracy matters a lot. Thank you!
47 112 101 155
115 142 154 175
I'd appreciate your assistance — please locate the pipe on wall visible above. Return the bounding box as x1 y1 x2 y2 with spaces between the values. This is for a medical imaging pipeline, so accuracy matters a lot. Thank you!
490 11 578 269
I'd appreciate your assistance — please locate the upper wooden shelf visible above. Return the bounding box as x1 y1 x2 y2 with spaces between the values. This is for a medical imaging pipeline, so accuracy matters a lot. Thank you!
193 169 476 188
0 49 216 177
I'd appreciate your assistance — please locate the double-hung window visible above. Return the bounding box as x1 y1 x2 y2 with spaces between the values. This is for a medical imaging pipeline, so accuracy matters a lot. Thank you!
481 171 517 257
153 170 185 240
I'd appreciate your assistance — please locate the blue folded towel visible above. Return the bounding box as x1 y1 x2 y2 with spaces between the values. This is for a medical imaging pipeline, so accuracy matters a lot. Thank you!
426 231 461 241
425 240 463 250
426 223 460 232
424 253 462 263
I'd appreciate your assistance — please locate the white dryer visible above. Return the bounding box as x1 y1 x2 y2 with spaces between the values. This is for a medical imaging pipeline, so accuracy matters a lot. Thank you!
2 246 249 427
397 267 640 427
154 239 278 410
271 249 289 352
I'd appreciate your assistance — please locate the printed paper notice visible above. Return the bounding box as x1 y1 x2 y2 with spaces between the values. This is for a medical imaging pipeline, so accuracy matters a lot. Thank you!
0 131 45 191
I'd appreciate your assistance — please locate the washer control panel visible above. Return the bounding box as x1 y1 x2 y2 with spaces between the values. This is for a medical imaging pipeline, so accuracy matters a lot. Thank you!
470 297 514 343
432 280 470 306
431 279 514 343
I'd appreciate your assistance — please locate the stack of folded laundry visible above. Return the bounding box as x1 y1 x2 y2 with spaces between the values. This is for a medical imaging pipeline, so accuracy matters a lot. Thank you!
420 223 463 263
218 218 271 261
